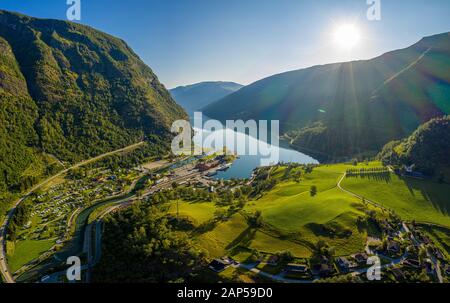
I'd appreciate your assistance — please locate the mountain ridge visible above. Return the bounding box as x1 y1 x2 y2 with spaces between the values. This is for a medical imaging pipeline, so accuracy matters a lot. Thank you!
203 32 450 160
0 10 186 194
170 81 243 113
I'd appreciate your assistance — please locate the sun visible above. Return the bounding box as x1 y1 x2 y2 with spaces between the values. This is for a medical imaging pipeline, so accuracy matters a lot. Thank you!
333 24 361 50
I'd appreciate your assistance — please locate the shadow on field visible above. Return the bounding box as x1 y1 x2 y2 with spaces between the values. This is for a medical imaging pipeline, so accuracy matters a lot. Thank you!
192 219 218 235
356 218 382 238
226 227 256 250
304 221 352 239
346 172 391 183
420 224 450 254
401 177 450 216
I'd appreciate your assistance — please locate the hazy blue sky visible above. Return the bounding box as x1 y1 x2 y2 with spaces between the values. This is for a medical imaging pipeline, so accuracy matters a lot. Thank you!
1 0 449 88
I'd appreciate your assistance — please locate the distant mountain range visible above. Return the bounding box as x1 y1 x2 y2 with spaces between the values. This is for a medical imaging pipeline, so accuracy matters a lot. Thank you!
170 81 243 113
204 32 450 160
0 10 186 193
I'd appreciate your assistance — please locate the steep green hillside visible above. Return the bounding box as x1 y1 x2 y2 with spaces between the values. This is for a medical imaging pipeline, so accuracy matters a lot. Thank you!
0 36 42 199
170 81 243 113
0 10 186 195
379 116 450 178
204 33 450 160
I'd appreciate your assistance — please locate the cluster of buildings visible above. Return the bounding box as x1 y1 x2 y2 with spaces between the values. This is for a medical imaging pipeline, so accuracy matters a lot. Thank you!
195 155 233 174
20 169 130 244
336 253 369 273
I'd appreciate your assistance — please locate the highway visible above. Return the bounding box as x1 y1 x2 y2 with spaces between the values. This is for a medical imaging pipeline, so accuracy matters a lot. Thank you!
37 161 208 283
82 168 206 281
0 142 144 283
4 152 208 283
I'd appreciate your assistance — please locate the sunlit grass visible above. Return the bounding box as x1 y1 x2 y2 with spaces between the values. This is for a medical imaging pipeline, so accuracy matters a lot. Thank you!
7 239 55 273
168 200 217 226
342 173 450 226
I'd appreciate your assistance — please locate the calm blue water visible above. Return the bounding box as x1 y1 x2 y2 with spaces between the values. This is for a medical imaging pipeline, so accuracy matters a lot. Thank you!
191 116 318 179
213 143 318 180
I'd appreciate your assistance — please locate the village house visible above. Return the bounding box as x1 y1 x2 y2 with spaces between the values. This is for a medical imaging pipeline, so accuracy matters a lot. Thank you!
285 263 309 274
195 161 220 172
353 253 368 264
386 240 400 254
336 257 357 273
208 258 231 273
319 263 333 277
266 255 279 266
312 261 333 277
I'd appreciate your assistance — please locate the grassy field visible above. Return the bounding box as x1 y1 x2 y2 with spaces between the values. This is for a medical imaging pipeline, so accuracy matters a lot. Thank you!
21 152 64 181
168 200 217 226
245 164 390 255
154 161 450 263
420 225 450 259
186 163 387 259
40 175 67 192
248 231 311 257
341 172 450 227
196 213 249 257
7 239 55 273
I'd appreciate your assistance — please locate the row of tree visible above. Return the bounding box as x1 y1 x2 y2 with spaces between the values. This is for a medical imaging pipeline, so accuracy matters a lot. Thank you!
346 167 389 176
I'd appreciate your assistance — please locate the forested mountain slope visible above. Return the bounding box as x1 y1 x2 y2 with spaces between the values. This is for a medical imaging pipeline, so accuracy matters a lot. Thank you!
170 81 243 112
379 116 450 180
204 33 450 160
0 10 186 195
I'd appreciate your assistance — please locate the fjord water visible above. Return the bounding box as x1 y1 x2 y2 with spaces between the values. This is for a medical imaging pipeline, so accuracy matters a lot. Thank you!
191 115 318 180
215 142 319 180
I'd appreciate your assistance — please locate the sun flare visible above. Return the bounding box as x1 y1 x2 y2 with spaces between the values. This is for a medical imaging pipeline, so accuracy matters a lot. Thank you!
333 24 361 50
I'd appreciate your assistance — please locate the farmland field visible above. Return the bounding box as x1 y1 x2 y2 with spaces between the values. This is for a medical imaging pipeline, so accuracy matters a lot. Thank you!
7 239 55 273
196 213 249 257
341 173 450 227
158 162 450 262
184 163 388 258
168 200 217 226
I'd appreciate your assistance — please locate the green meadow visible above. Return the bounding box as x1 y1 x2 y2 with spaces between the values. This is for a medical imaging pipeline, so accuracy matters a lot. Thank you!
168 200 217 226
197 213 249 257
244 187 369 255
8 161 450 276
179 163 382 258
341 172 450 227
7 239 55 273
247 231 311 257
169 162 450 261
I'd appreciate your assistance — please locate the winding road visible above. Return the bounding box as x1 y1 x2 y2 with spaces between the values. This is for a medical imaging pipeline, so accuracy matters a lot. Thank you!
337 172 443 283
40 161 207 283
6 154 207 283
3 163 446 283
0 142 144 283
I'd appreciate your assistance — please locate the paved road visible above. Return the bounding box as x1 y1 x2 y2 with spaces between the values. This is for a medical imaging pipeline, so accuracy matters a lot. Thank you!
337 173 389 212
0 142 144 283
30 159 206 283
73 166 206 283
237 263 313 283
